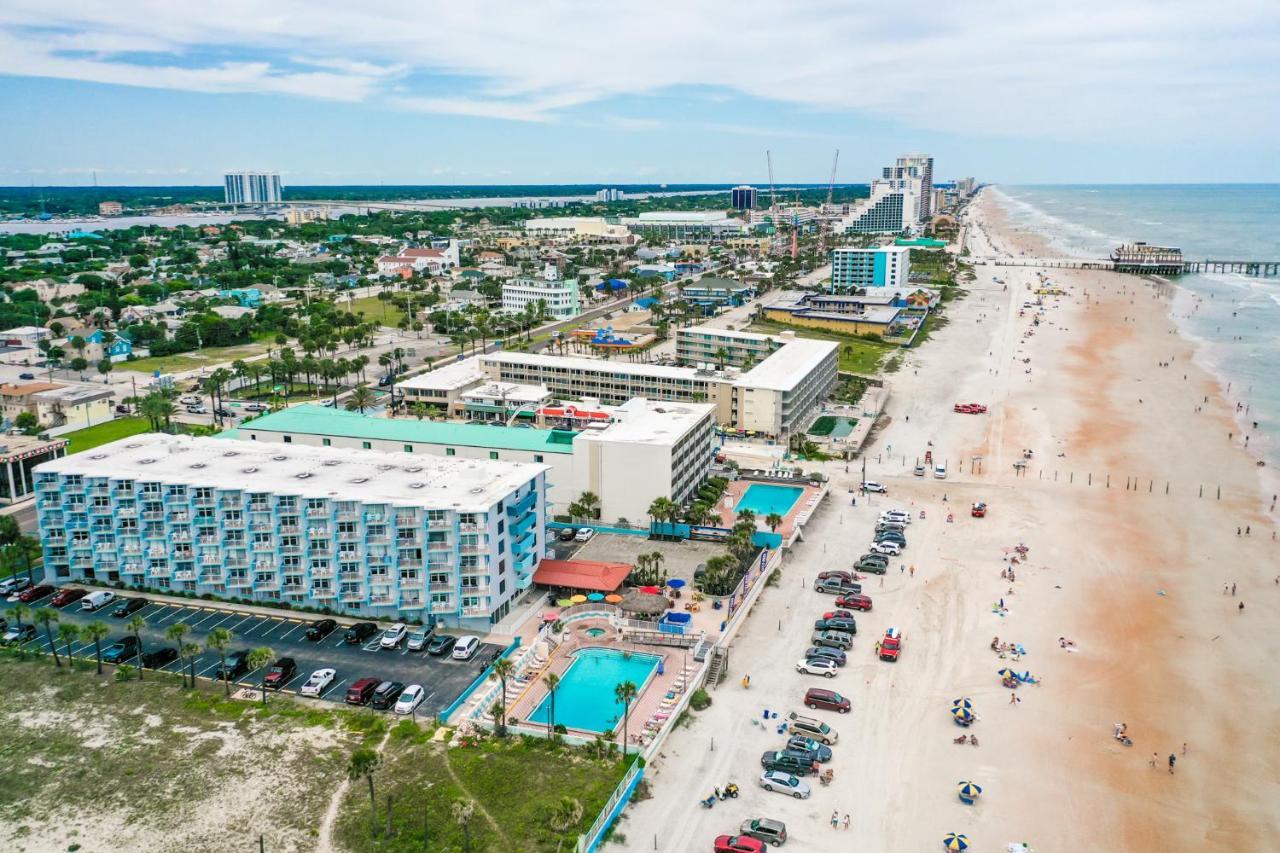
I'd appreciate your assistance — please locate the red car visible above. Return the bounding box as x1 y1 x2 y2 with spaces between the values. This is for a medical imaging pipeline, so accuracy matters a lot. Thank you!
835 594 873 611
817 570 853 583
804 687 851 714
953 403 974 413
971 502 988 518
15 584 54 603
49 587 88 607
713 836 766 853
262 657 297 690
822 609 856 621
345 677 380 705
879 628 903 662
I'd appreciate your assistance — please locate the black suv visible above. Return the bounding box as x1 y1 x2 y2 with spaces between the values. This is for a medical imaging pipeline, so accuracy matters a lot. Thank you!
141 646 179 668
370 680 406 710
215 650 250 681
813 617 857 635
344 622 378 644
111 597 147 618
760 750 818 776
305 619 338 641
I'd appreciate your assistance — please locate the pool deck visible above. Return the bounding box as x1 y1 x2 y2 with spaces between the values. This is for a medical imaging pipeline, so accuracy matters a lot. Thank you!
717 479 825 541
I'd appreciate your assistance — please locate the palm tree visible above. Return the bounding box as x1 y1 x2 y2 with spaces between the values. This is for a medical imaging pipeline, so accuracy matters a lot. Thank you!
140 392 176 433
166 622 191 686
9 602 29 630
765 512 783 534
206 626 234 696
247 646 275 704
409 401 429 421
542 672 561 737
736 508 757 528
34 607 61 667
345 384 375 414
489 657 515 733
127 614 147 680
56 622 80 669
576 492 600 521
714 347 728 370
649 551 665 582
181 641 202 687
615 680 638 759
347 748 382 839
83 620 110 675
452 800 475 853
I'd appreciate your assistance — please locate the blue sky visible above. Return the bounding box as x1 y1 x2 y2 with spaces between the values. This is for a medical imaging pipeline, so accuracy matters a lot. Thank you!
2 1 1278 186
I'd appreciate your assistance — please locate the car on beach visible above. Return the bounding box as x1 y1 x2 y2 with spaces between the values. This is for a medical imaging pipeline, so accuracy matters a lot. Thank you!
913 464 926 476
784 736 832 763
869 541 901 556
804 687 851 714
758 770 810 799
714 835 766 853
804 646 846 666
971 502 988 518
300 669 336 697
811 630 853 650
813 617 857 635
49 588 88 607
874 531 906 546
879 628 903 662
821 609 855 621
835 594 873 612
858 551 890 565
875 520 906 533
860 481 887 494
786 712 838 745
854 558 887 575
813 578 859 595
739 818 788 847
817 570 854 583
795 657 838 678
933 465 947 479
759 751 817 776
879 511 911 524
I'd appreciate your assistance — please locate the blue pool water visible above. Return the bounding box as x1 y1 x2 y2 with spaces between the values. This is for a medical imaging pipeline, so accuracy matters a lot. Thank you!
736 483 804 517
527 648 661 733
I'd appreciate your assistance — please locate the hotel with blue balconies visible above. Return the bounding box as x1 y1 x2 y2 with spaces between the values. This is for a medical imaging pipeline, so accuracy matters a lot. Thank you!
33 434 548 628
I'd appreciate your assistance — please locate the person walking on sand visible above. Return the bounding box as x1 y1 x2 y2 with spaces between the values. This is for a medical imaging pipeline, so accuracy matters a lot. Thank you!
1223 584 1229 595
831 811 839 829
1169 754 1177 774
842 814 851 830
909 564 915 578
1232 582 1236 596
1150 753 1159 768
1239 602 1245 614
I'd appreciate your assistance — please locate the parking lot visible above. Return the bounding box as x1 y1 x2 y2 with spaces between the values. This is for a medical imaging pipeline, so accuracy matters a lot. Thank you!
0 593 502 717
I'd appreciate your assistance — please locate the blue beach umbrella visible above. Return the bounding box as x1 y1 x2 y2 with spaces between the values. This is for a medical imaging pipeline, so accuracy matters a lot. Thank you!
586 592 605 602
942 833 969 851
951 707 974 725
952 697 973 709
667 579 687 589
957 781 983 799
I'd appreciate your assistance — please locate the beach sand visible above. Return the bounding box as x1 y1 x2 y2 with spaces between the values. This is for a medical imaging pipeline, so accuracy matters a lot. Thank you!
620 190 1280 851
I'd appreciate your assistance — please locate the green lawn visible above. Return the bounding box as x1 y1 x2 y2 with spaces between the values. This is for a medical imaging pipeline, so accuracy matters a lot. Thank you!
125 340 272 375
61 417 151 454
344 295 406 328
748 318 896 375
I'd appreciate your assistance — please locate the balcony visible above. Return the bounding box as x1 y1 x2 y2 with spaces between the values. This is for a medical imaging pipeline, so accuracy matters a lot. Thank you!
117 507 137 518
306 506 329 518
255 522 277 532
336 511 359 522
428 581 453 592
462 606 489 618
459 543 488 555
200 554 220 566
511 511 537 539
228 576 252 588
199 572 225 585
141 511 163 521
309 567 336 579
459 522 485 533
173 570 196 582
341 590 366 603
311 589 336 600
427 518 451 531
398 559 424 569
506 491 537 517
370 595 395 606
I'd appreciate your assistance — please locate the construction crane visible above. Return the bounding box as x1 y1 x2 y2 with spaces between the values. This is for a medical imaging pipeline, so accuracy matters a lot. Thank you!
766 150 777 211
826 149 840 207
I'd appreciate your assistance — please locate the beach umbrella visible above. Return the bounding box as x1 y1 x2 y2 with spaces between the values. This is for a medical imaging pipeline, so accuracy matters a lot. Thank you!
543 612 559 622
639 585 662 594
587 592 605 602
942 833 969 851
570 594 587 604
951 708 973 726
666 579 687 589
556 598 573 607
957 781 983 800
997 668 1017 680
604 594 623 604
952 697 973 709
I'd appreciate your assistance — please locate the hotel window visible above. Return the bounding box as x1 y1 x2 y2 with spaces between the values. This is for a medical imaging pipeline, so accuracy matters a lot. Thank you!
445 448 455 456
489 451 499 460
534 455 543 463
362 441 371 450
283 436 292 443
404 444 413 453
322 438 331 447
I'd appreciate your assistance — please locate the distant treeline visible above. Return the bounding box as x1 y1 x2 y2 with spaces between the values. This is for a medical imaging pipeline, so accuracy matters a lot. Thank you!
0 183 865 217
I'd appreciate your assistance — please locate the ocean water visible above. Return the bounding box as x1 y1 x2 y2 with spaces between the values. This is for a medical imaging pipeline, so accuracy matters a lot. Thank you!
997 184 1280 464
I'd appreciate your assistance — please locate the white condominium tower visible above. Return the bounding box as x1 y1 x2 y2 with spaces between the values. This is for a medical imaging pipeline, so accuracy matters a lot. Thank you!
885 154 933 221
224 171 283 204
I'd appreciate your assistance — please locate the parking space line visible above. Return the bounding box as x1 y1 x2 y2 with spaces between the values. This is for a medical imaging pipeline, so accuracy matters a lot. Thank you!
203 612 237 631
322 678 349 699
361 640 381 652
197 661 222 677
282 672 308 690
331 636 348 648
189 611 224 628
279 623 305 641
136 603 165 619
222 615 254 634
175 608 206 625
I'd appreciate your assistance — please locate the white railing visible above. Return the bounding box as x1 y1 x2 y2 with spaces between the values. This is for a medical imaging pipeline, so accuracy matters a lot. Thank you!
576 763 643 853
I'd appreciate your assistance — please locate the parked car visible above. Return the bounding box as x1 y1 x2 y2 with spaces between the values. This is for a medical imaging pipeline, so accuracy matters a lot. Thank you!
345 677 380 705
574 527 595 542
853 558 887 575
795 658 838 678
869 541 901 556
102 636 140 664
243 402 269 413
813 617 857 635
49 588 88 607
214 650 250 681
860 481 887 493
810 630 853 650
787 712 838 744
0 576 30 596
821 609 855 621
81 590 116 611
344 622 378 645
179 395 202 405
141 647 179 668
804 687 851 714
879 510 911 524
758 771 810 799
14 584 54 603
305 618 338 641
875 520 906 533
759 750 817 777
971 502 988 518
1 624 37 645
804 646 846 666
858 550 891 564
18 372 35 380
427 634 458 656
879 628 903 662
371 680 407 710
784 736 832 763
379 623 408 649
834 594 873 612
185 404 208 414
934 465 947 479
394 684 426 715
300 668 336 697
111 597 147 617
813 578 858 595
262 657 298 689
406 626 434 651
816 570 853 583
557 528 577 542
214 408 234 418
913 464 926 476
714 835 767 853
874 531 906 545
452 635 480 660
739 818 787 847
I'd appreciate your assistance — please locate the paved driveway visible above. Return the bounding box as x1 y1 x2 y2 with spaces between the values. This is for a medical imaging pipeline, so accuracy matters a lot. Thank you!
0 594 501 717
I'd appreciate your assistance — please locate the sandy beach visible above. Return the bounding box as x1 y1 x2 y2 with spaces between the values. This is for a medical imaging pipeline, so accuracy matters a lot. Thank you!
621 189 1280 851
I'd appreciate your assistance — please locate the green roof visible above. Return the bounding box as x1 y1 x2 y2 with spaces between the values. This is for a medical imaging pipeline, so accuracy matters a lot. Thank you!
235 404 578 454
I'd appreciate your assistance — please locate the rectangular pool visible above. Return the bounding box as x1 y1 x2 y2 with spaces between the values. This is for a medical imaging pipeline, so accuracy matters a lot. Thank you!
527 648 662 733
736 483 804 517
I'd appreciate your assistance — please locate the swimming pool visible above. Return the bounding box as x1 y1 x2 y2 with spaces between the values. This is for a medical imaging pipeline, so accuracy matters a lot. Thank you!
526 648 662 733
736 483 804 517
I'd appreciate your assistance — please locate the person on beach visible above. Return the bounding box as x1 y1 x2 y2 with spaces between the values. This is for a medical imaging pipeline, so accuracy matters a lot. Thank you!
1150 753 1159 768
1232 583 1237 596
1239 602 1245 614
1169 754 1177 774
831 811 839 829
842 814 851 830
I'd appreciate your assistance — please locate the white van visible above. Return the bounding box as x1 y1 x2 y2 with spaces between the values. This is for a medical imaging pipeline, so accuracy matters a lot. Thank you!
933 464 947 479
81 590 116 611
452 635 480 660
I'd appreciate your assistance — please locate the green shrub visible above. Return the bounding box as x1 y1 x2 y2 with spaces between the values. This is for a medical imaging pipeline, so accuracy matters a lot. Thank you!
689 688 711 711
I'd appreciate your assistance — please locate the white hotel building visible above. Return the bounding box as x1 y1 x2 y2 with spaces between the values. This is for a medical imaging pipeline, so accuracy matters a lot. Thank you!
501 265 580 320
34 435 548 627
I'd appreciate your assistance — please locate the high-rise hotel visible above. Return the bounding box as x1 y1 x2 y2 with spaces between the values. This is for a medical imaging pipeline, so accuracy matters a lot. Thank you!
224 171 283 205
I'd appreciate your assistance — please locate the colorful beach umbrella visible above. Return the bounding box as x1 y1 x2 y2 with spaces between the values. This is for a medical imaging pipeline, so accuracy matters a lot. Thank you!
639 585 662 594
543 612 559 621
997 668 1017 680
604 594 623 604
942 833 969 851
556 598 573 607
586 592 605 602
957 781 983 799
952 697 973 709
951 707 973 725
666 578 687 589
570 594 588 604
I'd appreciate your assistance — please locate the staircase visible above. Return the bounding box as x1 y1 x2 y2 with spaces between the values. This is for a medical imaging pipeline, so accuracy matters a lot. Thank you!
704 647 728 688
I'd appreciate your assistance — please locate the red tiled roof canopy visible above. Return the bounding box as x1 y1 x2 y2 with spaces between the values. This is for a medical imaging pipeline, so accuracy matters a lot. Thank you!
532 559 632 592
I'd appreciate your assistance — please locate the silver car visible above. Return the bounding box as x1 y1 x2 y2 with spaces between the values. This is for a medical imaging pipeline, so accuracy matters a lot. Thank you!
406 627 433 652
758 771 810 799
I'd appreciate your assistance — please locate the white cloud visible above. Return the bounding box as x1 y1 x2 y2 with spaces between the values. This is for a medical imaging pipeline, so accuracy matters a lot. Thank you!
0 1 1276 140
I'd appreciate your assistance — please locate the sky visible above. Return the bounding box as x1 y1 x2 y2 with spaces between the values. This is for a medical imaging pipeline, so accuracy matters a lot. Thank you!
1 1 1278 186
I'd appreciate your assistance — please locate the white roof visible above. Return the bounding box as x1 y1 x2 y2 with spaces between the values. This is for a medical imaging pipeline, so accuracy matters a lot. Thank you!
35 433 544 511
460 381 551 405
578 398 714 447
679 325 777 344
633 211 733 224
734 338 838 392
397 356 486 393
482 350 703 382
523 217 606 230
